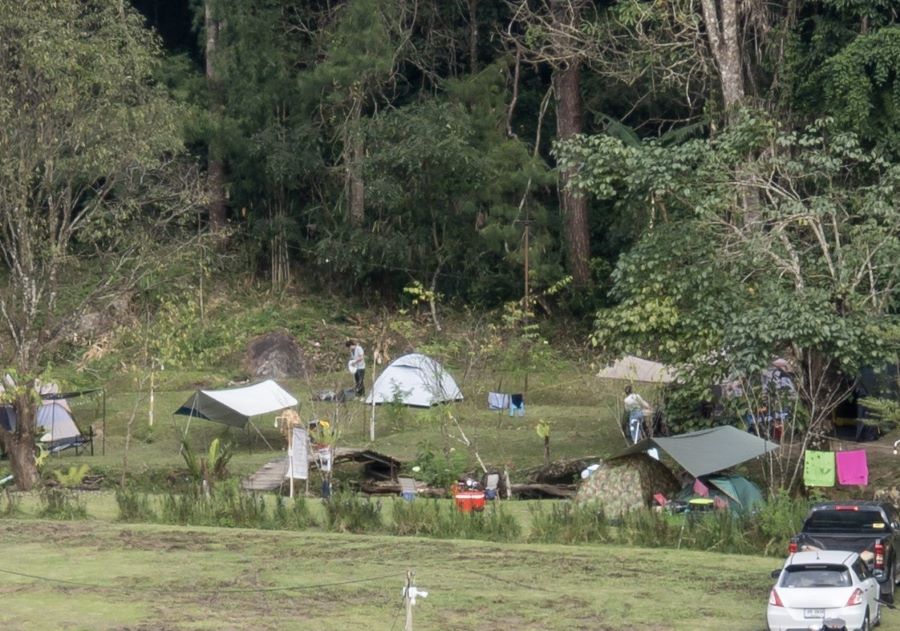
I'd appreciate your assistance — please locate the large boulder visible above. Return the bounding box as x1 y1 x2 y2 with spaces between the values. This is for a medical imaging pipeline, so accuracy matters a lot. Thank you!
243 330 310 379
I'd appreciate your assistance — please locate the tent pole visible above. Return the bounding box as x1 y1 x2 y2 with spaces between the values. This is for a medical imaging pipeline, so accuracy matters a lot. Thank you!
101 389 107 456
249 420 274 451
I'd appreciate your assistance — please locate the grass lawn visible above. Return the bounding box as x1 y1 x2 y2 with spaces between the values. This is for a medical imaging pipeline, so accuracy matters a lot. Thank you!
6 362 899 630
0 518 805 631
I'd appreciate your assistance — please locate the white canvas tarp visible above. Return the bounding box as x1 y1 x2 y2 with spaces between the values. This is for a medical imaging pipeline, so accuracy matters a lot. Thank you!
365 353 463 407
175 379 298 428
596 355 677 384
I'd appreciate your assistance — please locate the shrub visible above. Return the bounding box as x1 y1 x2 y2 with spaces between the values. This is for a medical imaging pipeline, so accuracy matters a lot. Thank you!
323 492 383 533
0 489 21 516
391 499 444 536
528 501 609 545
272 494 317 530
115 487 157 522
409 443 468 490
616 508 678 547
39 488 87 520
752 491 811 556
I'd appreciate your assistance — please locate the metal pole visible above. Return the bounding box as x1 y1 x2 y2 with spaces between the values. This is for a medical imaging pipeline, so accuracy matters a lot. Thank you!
404 570 414 631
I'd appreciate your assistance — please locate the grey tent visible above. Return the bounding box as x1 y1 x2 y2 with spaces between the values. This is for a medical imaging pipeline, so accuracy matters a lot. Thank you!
365 353 463 407
174 380 298 429
611 425 778 478
596 355 677 384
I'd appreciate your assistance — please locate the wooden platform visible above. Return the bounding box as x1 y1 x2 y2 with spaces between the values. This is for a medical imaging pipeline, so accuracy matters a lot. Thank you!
241 448 406 492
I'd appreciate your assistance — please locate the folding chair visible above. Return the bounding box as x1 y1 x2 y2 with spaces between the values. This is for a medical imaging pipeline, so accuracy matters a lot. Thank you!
398 477 418 501
483 473 500 500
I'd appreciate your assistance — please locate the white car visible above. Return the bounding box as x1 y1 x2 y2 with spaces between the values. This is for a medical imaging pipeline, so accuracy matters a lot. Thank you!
767 550 882 631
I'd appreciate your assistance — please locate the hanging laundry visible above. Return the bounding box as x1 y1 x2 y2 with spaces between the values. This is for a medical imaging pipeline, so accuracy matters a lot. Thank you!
803 450 836 487
487 392 510 410
836 449 869 486
508 393 525 417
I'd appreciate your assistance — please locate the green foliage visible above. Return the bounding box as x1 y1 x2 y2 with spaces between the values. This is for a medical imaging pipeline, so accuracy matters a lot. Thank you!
408 443 468 490
38 488 87 520
753 490 811 555
322 492 383 533
115 487 158 523
0 490 21 516
51 465 91 488
391 500 521 542
272 494 318 530
527 502 610 544
181 438 234 489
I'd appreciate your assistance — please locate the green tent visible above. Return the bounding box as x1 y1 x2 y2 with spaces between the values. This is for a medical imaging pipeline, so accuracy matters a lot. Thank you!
575 453 680 517
676 473 764 513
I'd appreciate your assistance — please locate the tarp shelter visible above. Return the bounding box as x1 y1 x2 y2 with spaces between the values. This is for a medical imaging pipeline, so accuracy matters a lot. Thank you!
596 355 677 384
174 380 298 429
365 353 463 407
612 425 778 478
575 453 680 517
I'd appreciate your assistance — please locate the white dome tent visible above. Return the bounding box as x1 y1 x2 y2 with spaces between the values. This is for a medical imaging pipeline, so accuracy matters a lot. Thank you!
366 353 463 408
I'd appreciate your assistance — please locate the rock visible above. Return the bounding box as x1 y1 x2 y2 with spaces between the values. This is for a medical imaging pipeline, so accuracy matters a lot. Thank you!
243 330 310 379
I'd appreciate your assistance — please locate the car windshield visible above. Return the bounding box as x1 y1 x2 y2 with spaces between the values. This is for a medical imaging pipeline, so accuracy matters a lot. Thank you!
782 565 851 588
804 509 886 533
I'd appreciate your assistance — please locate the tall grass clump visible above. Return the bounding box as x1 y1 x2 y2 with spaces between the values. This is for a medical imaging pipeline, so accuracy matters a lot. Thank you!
391 499 444 536
160 490 201 525
272 494 317 530
116 487 158 522
677 510 755 554
438 503 521 542
209 482 269 528
323 492 383 533
751 491 812 556
38 488 87 519
0 489 21 516
616 508 679 547
391 500 520 542
527 501 609 544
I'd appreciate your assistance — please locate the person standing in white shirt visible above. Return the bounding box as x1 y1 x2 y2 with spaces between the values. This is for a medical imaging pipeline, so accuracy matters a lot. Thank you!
345 340 366 396
623 385 651 444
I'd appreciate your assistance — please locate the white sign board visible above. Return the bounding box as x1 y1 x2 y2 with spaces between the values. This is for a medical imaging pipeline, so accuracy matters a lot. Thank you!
286 427 308 480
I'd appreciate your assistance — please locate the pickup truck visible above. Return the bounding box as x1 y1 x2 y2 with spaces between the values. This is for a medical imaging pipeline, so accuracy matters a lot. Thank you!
789 500 900 603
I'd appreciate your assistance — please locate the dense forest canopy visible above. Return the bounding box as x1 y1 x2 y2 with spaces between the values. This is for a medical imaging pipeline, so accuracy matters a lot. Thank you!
1 0 898 488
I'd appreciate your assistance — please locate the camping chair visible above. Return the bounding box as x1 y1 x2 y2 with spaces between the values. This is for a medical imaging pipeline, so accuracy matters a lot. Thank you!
483 473 500 500
398 477 418 501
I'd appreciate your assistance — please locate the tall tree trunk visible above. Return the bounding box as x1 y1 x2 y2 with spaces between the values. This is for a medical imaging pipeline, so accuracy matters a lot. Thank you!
347 135 365 227
468 0 478 74
0 391 40 491
700 0 744 114
554 61 591 287
205 0 227 234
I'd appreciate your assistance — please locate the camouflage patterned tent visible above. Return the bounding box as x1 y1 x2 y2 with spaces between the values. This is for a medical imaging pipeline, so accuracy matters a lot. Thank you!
575 453 680 517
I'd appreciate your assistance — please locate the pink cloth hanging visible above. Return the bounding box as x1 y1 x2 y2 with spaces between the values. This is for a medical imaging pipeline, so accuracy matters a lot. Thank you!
836 450 868 486
692 479 709 497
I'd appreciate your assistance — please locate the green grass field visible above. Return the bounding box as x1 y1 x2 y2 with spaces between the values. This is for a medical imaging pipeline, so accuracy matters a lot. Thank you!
4 361 899 630
0 518 793 631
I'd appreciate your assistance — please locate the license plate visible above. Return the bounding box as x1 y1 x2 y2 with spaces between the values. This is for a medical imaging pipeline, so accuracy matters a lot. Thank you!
804 608 825 618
